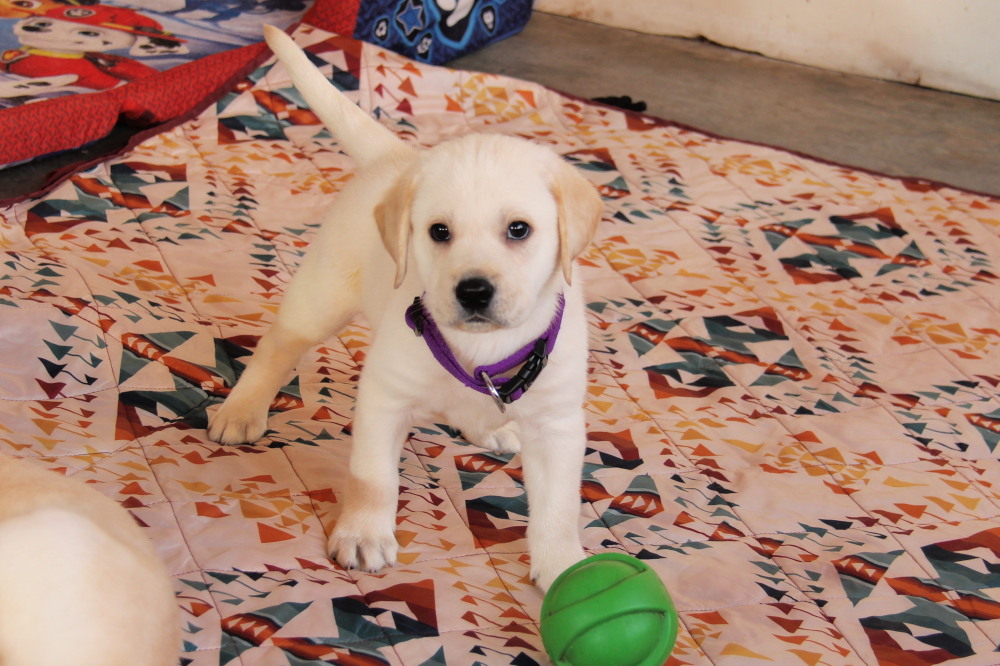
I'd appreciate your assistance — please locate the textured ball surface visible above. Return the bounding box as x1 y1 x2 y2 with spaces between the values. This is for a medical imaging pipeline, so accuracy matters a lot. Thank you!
540 553 678 666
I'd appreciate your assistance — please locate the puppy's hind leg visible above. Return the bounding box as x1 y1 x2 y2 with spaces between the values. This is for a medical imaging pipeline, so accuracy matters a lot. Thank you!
454 417 522 456
208 256 360 445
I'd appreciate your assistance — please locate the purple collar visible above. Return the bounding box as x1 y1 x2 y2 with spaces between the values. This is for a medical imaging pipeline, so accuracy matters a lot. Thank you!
404 294 566 413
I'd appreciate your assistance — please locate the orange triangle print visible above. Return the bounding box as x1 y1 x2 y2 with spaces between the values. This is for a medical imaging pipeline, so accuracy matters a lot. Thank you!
258 522 295 543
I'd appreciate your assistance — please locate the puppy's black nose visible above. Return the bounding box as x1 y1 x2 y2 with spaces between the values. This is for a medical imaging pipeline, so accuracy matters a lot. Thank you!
455 277 494 312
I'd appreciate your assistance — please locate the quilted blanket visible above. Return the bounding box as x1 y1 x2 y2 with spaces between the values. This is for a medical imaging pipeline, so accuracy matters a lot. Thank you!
2 23 999 666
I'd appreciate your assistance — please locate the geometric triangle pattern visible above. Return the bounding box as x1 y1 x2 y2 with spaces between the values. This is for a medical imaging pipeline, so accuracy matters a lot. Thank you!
1 23 999 666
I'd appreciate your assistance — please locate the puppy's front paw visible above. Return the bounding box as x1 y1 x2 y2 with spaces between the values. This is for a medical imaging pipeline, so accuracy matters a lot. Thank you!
206 398 269 445
531 546 585 592
329 519 398 573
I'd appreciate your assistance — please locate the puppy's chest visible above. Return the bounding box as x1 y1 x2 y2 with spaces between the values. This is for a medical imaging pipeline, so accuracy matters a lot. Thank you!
412 353 566 426
419 370 503 420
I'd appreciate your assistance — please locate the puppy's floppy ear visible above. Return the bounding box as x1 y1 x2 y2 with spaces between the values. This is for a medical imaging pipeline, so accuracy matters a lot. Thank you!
550 160 603 285
374 173 415 288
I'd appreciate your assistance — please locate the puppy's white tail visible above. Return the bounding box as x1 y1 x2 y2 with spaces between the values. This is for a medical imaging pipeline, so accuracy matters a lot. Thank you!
263 25 409 167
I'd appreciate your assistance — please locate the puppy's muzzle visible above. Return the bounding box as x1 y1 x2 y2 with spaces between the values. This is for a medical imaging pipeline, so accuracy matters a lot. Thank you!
455 277 494 313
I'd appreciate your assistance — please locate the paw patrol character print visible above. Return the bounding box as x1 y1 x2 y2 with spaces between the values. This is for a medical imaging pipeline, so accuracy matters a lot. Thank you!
0 0 81 19
0 4 185 91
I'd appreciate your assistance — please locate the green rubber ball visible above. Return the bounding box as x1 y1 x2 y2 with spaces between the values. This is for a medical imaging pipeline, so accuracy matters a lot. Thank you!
540 553 678 666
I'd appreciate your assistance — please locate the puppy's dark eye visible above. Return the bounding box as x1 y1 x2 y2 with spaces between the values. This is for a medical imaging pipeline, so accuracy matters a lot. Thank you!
507 220 531 240
429 223 451 242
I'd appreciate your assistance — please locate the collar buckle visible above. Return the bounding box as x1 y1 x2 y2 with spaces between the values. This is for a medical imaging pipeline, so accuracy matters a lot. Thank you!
478 338 550 413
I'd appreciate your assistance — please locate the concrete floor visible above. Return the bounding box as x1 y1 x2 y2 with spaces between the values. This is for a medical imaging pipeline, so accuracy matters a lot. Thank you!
454 13 1000 196
3 12 999 200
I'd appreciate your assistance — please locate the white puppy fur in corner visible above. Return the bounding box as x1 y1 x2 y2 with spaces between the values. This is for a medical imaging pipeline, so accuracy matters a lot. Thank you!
0 455 179 666
208 25 603 590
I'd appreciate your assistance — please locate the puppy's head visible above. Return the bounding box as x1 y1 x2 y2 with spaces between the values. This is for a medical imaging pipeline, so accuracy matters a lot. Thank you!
375 134 602 332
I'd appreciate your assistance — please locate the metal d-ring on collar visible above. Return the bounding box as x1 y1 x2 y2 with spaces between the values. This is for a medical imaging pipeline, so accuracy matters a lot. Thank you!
404 294 566 413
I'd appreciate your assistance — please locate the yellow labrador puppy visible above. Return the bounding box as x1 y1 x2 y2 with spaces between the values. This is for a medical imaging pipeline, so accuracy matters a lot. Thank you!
209 25 602 590
0 455 179 666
